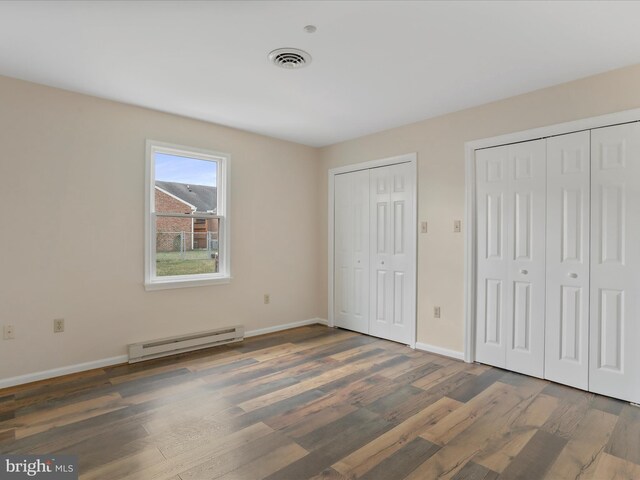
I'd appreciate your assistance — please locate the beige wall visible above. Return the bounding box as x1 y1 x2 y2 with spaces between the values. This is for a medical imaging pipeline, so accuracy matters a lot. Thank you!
319 64 640 353
4 63 640 382
0 75 323 380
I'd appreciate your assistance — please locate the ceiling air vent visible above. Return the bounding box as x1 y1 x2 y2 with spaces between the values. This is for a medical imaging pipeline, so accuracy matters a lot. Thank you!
268 48 312 69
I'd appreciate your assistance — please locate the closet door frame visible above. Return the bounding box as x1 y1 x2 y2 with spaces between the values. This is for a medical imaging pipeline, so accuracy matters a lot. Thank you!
328 153 418 348
464 108 640 364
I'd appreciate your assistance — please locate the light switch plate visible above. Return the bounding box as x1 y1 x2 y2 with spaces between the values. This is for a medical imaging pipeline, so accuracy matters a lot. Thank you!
54 318 65 333
421 221 428 233
3 325 15 340
454 220 462 233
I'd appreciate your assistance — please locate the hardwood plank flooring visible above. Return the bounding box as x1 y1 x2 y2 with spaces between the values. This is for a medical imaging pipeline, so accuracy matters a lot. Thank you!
1 324 639 479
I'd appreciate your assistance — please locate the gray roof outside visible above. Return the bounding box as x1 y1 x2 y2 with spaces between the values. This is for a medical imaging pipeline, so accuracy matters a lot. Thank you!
155 181 217 213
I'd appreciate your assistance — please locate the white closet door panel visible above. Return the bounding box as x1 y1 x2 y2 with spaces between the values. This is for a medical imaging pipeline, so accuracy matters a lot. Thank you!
476 140 545 375
545 131 590 390
475 146 509 368
334 170 370 334
369 162 415 344
590 123 640 403
505 140 546 378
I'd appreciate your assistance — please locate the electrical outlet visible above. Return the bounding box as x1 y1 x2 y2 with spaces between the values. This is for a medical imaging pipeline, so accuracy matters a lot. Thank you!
54 318 65 333
3 325 15 340
263 294 270 305
434 306 441 318
420 221 428 233
454 220 462 233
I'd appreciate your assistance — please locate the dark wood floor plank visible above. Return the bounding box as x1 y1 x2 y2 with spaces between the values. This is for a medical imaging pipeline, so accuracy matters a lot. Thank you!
446 367 506 403
591 394 625 416
379 391 443 424
421 370 477 398
308 468 347 480
367 384 425 415
264 412 393 480
358 437 440 480
296 335 378 363
499 429 567 479
0 429 15 444
192 354 260 373
451 461 499 480
606 404 640 464
223 376 299 404
541 381 590 402
296 408 379 450
392 361 443 386
0 411 14 422
115 367 196 397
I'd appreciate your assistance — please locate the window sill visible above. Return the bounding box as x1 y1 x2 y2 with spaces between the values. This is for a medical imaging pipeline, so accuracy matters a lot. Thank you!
145 275 231 291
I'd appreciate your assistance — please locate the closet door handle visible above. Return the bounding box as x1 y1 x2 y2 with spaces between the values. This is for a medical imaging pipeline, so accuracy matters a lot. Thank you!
519 269 528 275
568 273 578 278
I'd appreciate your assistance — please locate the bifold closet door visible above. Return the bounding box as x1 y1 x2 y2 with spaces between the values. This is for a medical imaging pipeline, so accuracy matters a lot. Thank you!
590 122 640 404
476 145 508 368
334 170 370 334
369 162 416 345
545 131 590 390
476 140 546 377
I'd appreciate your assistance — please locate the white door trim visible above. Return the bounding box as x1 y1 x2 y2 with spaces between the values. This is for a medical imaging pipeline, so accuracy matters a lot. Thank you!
464 107 640 363
328 153 418 347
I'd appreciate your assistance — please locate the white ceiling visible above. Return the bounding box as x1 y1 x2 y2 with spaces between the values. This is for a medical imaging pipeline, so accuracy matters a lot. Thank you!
1 1 640 147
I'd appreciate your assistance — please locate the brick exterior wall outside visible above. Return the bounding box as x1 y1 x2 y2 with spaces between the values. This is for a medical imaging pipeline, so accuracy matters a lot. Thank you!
155 187 220 252
155 188 194 252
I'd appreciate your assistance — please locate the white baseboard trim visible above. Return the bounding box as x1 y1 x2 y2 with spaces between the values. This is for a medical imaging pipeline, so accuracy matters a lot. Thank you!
0 355 129 390
0 318 329 390
245 318 328 338
415 342 465 361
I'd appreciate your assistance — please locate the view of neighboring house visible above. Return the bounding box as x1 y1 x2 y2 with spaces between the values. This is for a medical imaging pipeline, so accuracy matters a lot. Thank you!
155 181 218 252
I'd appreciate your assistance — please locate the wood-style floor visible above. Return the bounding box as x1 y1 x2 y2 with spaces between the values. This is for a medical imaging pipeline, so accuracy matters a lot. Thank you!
1 325 639 479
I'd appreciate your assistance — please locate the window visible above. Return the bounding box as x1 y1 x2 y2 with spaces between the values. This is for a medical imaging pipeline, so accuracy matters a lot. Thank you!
145 140 230 290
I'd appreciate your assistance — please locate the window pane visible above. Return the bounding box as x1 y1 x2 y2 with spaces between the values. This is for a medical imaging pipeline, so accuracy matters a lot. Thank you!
156 218 220 277
154 152 218 215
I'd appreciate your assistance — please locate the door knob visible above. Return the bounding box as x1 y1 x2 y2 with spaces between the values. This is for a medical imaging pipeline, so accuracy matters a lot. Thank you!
568 273 578 278
520 269 528 275
381 261 385 265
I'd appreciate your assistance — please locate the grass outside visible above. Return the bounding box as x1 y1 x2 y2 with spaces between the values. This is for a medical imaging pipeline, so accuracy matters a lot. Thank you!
156 250 218 276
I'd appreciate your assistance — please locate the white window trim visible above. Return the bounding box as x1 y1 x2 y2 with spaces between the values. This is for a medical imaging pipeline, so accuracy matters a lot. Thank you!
145 140 231 291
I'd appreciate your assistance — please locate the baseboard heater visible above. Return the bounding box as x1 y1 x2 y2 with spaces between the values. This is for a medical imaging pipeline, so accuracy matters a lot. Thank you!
128 325 244 363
